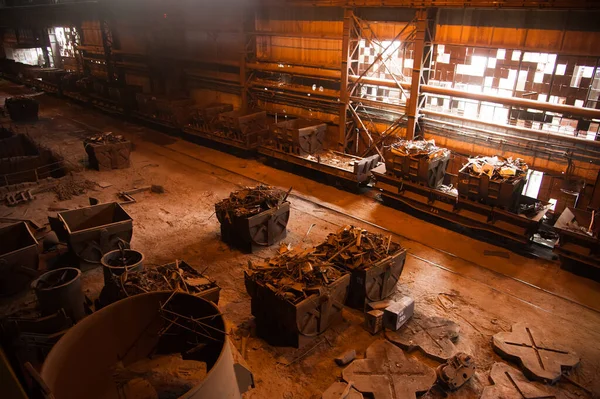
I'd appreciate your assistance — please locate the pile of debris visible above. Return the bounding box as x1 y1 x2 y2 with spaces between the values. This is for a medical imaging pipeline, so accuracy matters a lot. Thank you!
52 176 96 201
462 156 528 181
215 184 289 220
85 132 127 144
315 225 400 270
119 261 217 297
389 139 450 160
247 248 346 304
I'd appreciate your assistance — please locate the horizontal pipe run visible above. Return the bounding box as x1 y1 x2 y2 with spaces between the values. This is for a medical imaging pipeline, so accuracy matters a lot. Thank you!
423 85 600 120
422 108 600 150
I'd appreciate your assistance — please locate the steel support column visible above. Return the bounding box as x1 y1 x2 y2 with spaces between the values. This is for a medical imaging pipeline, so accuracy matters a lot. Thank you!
406 10 429 140
241 7 256 111
339 8 353 151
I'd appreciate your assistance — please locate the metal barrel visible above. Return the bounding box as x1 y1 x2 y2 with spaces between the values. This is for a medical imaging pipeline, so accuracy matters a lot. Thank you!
100 248 144 285
32 267 85 322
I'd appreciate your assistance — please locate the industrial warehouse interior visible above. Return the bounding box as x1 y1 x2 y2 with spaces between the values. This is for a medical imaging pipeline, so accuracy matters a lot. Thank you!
0 0 599 398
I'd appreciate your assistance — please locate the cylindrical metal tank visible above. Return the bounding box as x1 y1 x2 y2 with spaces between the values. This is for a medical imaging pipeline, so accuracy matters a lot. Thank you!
101 248 144 284
32 267 85 322
40 292 253 399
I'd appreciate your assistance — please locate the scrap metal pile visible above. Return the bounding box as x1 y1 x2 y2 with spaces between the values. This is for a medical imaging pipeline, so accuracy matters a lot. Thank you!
389 139 450 160
215 184 289 220
119 261 217 297
315 225 401 270
85 131 128 144
247 248 346 304
462 156 528 181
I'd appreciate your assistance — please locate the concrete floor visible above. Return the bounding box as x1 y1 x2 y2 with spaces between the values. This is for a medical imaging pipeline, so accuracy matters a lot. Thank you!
1 80 600 398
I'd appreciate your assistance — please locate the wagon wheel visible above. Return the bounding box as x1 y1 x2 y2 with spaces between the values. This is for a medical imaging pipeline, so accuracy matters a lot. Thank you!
249 212 289 246
365 261 404 302
298 135 313 155
298 308 321 337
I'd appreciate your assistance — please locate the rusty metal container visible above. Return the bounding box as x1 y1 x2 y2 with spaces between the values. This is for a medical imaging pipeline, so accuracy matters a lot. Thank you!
39 292 253 399
32 267 85 322
83 138 132 171
0 222 39 297
344 248 407 309
269 118 327 155
56 203 133 264
458 168 526 211
218 109 269 149
5 97 39 122
244 271 350 348
217 202 290 253
101 248 144 285
384 148 450 188
190 103 234 132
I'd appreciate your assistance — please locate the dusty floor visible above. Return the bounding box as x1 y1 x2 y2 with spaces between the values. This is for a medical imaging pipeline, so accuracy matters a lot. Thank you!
1 80 600 399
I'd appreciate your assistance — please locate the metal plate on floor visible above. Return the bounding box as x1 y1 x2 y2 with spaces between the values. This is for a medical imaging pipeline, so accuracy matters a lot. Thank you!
342 340 435 399
492 322 580 383
385 314 460 362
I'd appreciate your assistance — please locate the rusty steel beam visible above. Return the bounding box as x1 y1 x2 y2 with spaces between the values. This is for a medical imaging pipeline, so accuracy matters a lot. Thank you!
246 62 341 79
406 10 428 140
348 74 600 121
261 1 600 9
340 9 353 151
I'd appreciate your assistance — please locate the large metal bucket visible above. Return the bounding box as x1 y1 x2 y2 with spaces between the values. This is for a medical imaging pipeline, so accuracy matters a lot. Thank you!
32 267 85 322
40 292 253 399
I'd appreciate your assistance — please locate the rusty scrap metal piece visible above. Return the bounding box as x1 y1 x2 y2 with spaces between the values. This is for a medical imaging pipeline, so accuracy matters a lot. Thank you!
461 155 528 181
436 352 476 391
216 184 288 220
480 362 556 399
4 189 34 206
322 381 364 399
492 322 580 383
246 247 346 305
342 340 436 399
385 314 460 362
119 260 219 302
316 225 401 270
335 350 357 366
315 225 406 307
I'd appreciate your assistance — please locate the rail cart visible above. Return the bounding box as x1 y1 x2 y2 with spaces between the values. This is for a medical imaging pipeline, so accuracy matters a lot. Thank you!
259 146 381 190
244 270 350 347
0 222 39 297
54 202 133 264
269 118 327 156
342 248 407 309
374 166 548 245
216 109 269 150
83 137 132 171
216 201 291 253
384 146 450 188
553 207 599 271
458 167 526 212
189 103 234 132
